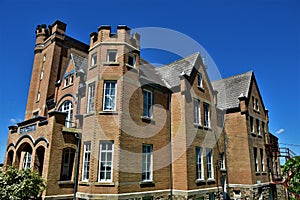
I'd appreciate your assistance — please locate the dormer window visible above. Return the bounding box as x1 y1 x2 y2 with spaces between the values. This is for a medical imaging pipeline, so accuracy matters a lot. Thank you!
197 73 203 89
63 72 74 88
128 53 136 67
107 50 117 63
252 96 259 111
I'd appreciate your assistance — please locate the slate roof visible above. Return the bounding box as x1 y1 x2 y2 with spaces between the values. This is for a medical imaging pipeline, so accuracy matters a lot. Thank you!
155 52 200 88
212 71 253 110
139 59 167 87
71 53 88 73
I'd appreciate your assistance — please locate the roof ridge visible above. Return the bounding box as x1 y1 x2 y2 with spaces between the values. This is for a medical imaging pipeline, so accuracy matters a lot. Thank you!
158 52 200 70
212 70 253 83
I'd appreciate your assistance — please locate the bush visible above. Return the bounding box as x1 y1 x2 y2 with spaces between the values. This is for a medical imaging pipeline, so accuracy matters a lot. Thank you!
0 166 46 200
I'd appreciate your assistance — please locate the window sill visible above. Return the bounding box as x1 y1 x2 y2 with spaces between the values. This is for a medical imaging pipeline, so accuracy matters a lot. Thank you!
62 84 74 90
220 169 227 172
140 180 155 187
89 64 98 70
79 181 90 185
204 126 212 131
195 179 205 184
257 134 263 138
251 132 256 137
84 112 95 118
58 180 74 185
103 62 120 66
193 123 202 129
95 182 115 186
141 116 155 123
207 179 216 183
197 86 205 91
99 111 118 115
255 172 261 175
261 171 267 175
125 64 138 71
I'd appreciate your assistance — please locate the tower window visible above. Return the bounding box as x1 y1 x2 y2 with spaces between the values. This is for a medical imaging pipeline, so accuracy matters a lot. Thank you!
128 53 136 67
107 50 117 63
91 53 97 66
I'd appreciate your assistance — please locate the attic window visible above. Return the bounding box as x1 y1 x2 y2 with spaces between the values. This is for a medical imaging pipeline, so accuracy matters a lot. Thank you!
252 96 259 111
197 73 203 89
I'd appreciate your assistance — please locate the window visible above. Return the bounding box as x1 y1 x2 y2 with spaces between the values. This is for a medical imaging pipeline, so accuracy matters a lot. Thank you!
254 147 259 172
91 53 97 66
82 142 91 182
196 147 203 180
69 74 74 85
203 103 210 128
142 144 153 181
260 148 264 171
253 96 259 111
143 90 153 118
256 119 261 135
107 50 117 62
40 70 44 80
206 148 213 179
209 193 215 200
63 73 74 87
262 122 265 134
128 53 136 67
194 99 201 125
220 153 225 170
33 111 39 118
23 151 32 169
198 73 203 88
37 91 40 102
59 100 73 128
61 148 75 181
99 141 114 182
250 116 254 133
87 83 95 113
43 54 46 62
103 81 117 111
64 76 69 87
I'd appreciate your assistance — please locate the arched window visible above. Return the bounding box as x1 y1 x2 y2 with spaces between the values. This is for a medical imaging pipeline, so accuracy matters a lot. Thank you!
23 151 32 169
6 150 14 166
59 100 73 128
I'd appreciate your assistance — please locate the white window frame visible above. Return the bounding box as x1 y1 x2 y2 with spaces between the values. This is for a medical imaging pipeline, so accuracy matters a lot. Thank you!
98 141 114 182
206 148 214 179
260 148 265 172
256 119 261 135
106 50 118 63
196 147 204 180
82 142 91 182
203 103 210 128
103 81 117 111
23 151 32 169
254 147 259 172
87 82 95 113
194 98 201 125
143 89 153 118
198 73 203 88
220 153 225 170
91 53 97 66
59 100 73 128
128 53 136 67
250 117 255 133
142 144 153 181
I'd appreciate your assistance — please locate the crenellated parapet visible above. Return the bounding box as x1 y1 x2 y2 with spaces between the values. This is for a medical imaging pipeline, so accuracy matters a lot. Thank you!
89 25 140 50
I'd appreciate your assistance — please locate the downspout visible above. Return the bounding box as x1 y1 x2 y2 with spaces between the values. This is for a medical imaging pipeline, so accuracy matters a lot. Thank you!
74 133 81 200
168 91 173 199
223 127 230 199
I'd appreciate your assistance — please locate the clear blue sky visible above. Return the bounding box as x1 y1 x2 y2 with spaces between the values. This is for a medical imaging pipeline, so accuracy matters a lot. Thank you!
0 0 299 164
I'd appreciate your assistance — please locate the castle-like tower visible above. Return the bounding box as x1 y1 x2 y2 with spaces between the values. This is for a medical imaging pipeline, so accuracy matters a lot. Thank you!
4 20 283 200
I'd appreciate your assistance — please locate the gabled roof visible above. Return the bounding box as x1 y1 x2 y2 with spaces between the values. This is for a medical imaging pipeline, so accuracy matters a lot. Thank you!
139 59 167 87
212 71 253 110
71 53 88 72
155 52 200 88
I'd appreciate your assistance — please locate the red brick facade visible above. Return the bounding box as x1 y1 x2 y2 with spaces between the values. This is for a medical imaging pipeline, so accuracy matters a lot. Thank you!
4 20 283 200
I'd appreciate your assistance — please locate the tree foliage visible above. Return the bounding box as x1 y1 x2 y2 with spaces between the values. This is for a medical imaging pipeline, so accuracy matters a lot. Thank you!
0 166 46 200
282 156 300 199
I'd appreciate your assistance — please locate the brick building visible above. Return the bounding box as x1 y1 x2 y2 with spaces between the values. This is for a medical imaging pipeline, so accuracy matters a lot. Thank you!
4 20 282 199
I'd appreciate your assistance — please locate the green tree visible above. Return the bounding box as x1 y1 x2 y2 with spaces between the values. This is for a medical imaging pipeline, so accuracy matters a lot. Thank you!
0 166 46 200
282 156 300 199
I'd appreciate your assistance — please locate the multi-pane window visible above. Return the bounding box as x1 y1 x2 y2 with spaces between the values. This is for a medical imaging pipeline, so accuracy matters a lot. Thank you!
250 117 254 133
63 72 74 87
206 148 213 179
128 53 136 67
260 148 264 171
107 50 117 62
142 144 153 181
91 53 97 66
256 119 261 135
99 141 114 182
198 73 203 88
87 83 95 113
23 151 32 169
61 148 75 181
253 96 259 111
254 147 259 172
220 153 225 170
203 103 210 128
59 100 73 128
103 81 117 111
194 99 201 125
143 90 153 118
196 147 203 180
82 142 91 182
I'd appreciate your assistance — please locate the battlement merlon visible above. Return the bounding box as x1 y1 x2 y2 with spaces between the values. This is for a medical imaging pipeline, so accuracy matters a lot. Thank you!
90 25 141 50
